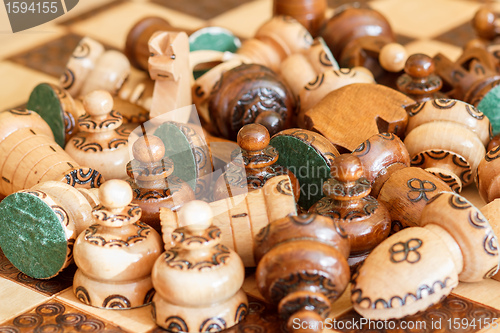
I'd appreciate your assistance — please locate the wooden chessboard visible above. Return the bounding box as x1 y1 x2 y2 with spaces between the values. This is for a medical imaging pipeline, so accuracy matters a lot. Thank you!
1 0 500 332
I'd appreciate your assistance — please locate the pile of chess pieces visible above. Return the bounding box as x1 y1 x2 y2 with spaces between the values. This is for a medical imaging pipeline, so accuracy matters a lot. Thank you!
2 1 500 332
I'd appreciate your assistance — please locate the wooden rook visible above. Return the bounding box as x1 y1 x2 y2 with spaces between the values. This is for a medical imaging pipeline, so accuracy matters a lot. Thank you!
65 90 129 180
213 124 299 201
309 154 391 267
273 0 327 37
73 180 163 309
270 128 340 210
160 174 297 267
148 31 192 124
321 5 407 79
0 109 102 197
404 99 490 192
303 83 412 152
352 191 499 320
152 200 248 332
397 53 446 103
0 181 99 279
126 134 195 233
254 213 350 333
434 47 500 135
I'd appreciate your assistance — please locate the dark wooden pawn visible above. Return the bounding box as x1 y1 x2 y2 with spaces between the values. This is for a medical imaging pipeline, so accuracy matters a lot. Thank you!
273 0 327 37
213 124 299 201
127 135 195 233
309 154 391 267
397 53 446 103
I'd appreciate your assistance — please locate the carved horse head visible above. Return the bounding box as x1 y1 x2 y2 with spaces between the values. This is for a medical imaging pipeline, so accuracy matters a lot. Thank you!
148 31 189 82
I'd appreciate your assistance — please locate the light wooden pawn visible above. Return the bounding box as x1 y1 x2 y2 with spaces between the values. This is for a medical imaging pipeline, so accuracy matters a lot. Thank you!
152 200 248 332
352 191 499 320
73 179 163 309
404 99 490 192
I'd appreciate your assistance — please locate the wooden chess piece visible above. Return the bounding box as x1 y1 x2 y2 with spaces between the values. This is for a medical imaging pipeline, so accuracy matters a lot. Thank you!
270 128 340 210
65 90 129 180
472 7 500 42
321 5 407 78
0 109 103 197
273 0 327 37
160 174 297 267
207 64 296 140
433 47 500 135
0 181 99 279
404 99 490 192
148 31 192 124
477 145 500 203
126 134 195 233
351 133 410 197
73 179 163 309
397 53 446 103
213 124 299 201
309 154 391 266
352 191 499 320
254 213 350 333
152 200 248 332
303 83 412 152
480 199 500 282
488 133 500 152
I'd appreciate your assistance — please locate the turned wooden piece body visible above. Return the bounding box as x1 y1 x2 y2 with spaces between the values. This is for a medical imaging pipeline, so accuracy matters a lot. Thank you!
304 83 412 152
160 175 297 267
65 90 130 180
397 54 446 103
148 31 192 124
254 213 350 333
352 191 499 320
207 64 296 139
152 200 248 332
404 99 490 192
213 124 299 201
477 146 500 203
273 0 327 37
0 109 102 197
73 180 163 309
126 135 194 233
309 155 391 266
0 181 99 279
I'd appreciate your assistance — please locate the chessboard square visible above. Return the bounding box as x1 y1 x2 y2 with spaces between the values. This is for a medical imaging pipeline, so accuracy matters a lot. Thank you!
0 277 48 323
369 0 482 40
56 288 157 333
209 0 273 39
69 1 205 49
0 298 131 332
56 0 127 26
8 33 84 78
0 26 66 60
0 61 59 111
435 20 477 49
151 0 255 20
404 39 462 62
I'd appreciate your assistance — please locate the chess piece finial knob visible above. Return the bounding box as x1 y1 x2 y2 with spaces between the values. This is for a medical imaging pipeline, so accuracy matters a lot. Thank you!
237 123 271 152
132 135 165 164
397 53 444 102
379 43 407 73
473 7 500 41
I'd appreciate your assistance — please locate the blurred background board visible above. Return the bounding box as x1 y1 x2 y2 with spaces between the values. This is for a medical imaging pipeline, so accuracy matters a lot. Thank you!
0 0 499 332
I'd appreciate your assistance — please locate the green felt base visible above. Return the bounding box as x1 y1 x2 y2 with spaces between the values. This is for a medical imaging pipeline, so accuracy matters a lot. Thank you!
0 192 68 279
270 136 331 210
154 123 197 192
477 85 500 136
27 83 66 147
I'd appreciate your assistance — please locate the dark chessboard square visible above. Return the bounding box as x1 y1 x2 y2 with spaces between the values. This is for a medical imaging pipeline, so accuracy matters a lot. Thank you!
150 0 255 20
435 21 476 49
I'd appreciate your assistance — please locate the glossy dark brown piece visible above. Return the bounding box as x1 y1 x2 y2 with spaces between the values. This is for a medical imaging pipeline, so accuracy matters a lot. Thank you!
126 135 195 233
273 0 327 37
472 7 500 41
213 124 300 200
397 53 446 103
254 213 350 333
207 64 296 141
309 154 391 264
488 133 500 151
352 133 411 197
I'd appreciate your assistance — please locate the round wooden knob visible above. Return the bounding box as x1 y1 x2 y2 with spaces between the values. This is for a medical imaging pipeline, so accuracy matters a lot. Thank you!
473 7 498 40
83 90 114 117
404 53 435 79
254 110 283 136
333 154 364 182
177 200 213 232
132 135 165 164
99 179 133 212
379 43 407 72
237 123 270 151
